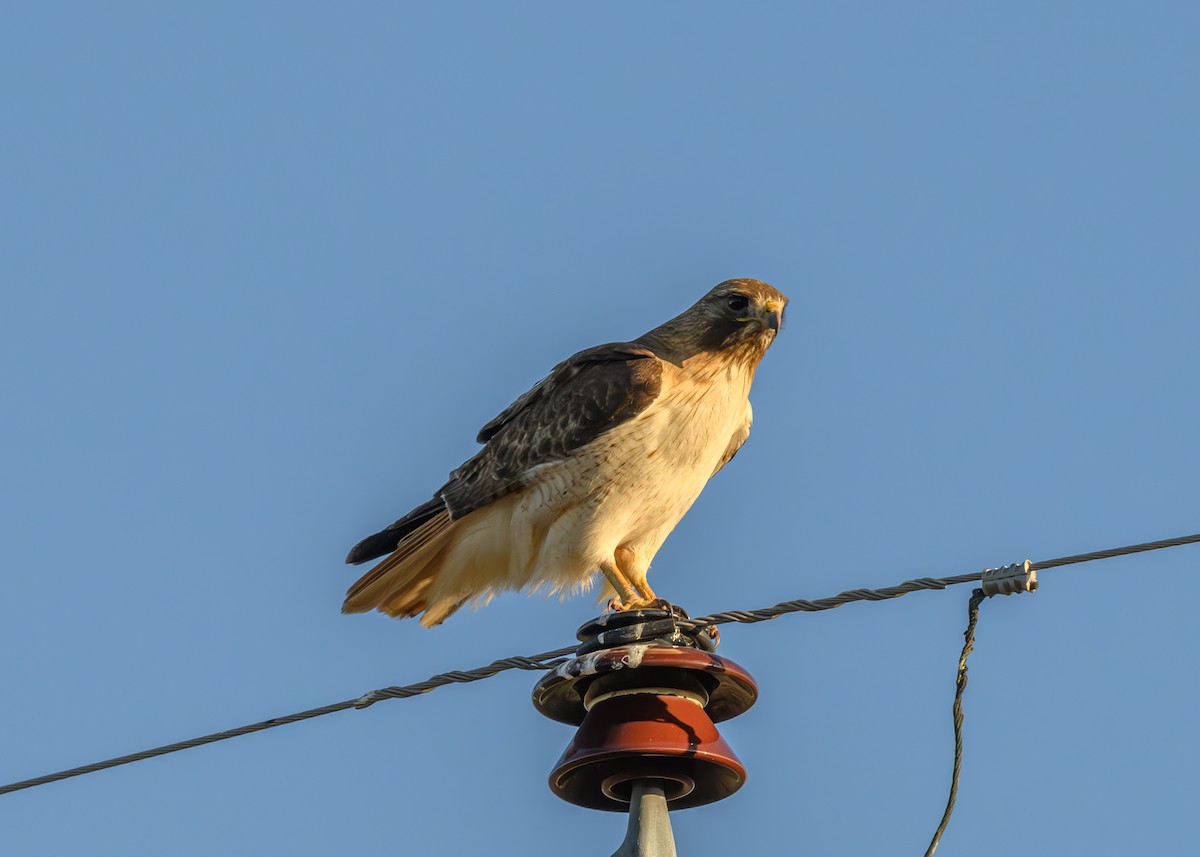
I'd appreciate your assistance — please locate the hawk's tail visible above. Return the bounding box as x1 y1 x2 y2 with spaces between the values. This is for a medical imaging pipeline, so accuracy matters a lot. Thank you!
342 510 466 626
345 498 446 565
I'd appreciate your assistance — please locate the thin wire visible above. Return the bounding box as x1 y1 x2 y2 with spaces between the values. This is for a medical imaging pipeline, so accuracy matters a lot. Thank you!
0 648 575 797
1 531 1196 798
688 532 1200 628
1032 532 1200 570
924 588 986 857
351 647 577 708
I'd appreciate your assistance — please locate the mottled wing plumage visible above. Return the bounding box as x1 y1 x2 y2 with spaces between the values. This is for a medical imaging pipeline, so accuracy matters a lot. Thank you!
345 342 663 565
442 342 662 519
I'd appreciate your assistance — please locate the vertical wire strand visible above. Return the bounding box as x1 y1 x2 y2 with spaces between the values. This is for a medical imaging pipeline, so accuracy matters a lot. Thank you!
924 588 986 857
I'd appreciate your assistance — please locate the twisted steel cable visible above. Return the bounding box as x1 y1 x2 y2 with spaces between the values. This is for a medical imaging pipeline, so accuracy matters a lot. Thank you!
688 531 1200 628
0 648 575 797
924 588 986 857
1 531 1196 798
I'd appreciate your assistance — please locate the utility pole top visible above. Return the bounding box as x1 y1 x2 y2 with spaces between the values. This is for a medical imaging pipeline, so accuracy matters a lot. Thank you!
612 780 677 857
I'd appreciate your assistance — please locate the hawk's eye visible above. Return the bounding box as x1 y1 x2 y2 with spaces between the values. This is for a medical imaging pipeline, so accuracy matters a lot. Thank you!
726 295 750 312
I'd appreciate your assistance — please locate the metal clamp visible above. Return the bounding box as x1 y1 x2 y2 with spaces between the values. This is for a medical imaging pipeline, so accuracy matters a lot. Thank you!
980 560 1038 596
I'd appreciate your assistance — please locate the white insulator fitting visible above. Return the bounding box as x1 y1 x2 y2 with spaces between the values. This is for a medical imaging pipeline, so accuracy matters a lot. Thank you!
980 560 1038 596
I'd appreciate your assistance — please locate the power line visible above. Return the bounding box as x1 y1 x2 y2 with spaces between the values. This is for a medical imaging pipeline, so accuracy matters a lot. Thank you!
1032 532 1200 570
0 648 576 797
1 531 1196 798
925 588 985 857
688 531 1200 627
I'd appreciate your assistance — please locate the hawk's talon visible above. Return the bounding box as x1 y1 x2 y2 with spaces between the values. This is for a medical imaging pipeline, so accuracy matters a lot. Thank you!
645 597 691 620
606 595 689 615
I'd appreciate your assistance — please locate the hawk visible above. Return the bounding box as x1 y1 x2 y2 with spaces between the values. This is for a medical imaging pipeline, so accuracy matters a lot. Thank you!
344 278 787 626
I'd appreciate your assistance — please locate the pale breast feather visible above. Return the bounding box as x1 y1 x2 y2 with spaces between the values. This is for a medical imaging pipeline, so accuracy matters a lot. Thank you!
711 400 752 478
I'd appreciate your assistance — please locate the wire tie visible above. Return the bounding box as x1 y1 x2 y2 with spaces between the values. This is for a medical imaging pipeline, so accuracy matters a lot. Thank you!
354 692 381 709
980 560 1038 597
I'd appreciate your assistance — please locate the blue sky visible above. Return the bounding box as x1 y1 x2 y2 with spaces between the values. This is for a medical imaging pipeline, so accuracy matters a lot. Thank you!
3 4 1198 855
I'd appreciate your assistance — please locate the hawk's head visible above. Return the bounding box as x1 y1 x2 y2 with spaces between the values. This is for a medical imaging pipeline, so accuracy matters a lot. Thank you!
690 278 788 357
642 278 788 364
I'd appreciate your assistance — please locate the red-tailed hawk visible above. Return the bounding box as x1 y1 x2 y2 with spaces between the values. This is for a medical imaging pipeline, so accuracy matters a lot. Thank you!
344 279 787 626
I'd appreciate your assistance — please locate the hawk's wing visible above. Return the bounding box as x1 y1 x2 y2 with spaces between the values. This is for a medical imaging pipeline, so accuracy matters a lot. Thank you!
346 342 662 564
444 342 662 518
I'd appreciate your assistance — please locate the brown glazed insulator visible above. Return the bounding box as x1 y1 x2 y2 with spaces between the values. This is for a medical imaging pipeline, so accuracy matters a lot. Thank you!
532 645 758 725
534 642 759 812
549 691 747 811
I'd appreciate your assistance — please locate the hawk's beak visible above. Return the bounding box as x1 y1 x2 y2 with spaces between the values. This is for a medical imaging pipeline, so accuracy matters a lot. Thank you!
763 300 783 332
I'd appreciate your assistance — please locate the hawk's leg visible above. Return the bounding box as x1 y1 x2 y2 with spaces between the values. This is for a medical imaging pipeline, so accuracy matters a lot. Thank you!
599 559 637 610
614 546 660 610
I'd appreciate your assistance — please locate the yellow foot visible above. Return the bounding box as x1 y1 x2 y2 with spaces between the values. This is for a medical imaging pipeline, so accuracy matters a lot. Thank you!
606 595 680 613
605 596 657 612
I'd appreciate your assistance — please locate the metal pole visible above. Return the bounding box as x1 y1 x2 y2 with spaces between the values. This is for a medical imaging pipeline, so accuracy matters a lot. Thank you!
611 780 677 857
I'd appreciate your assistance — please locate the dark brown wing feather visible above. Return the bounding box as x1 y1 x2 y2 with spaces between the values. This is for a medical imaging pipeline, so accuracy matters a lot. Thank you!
345 497 443 564
442 342 661 518
346 342 662 564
